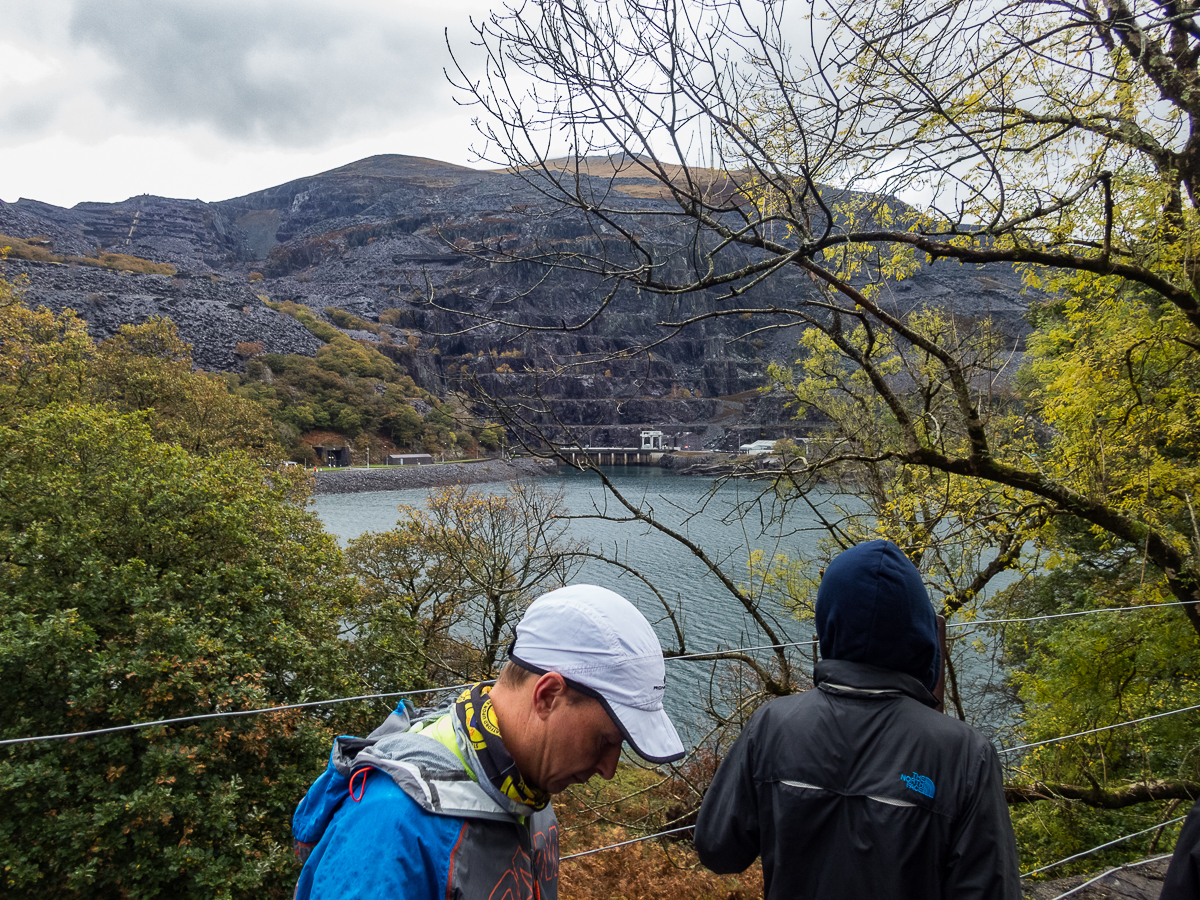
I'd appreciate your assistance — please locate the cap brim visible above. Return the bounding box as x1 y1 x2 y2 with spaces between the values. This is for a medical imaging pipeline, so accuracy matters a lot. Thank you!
510 652 686 763
598 695 685 764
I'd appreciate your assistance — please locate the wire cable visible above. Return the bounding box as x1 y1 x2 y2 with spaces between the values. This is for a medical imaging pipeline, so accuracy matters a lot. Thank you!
667 639 816 661
999 703 1200 755
559 825 693 861
0 682 478 748
950 600 1195 629
9 676 1200 752
1045 853 1175 900
5 600 1197 748
0 637 820 746
1020 815 1186 878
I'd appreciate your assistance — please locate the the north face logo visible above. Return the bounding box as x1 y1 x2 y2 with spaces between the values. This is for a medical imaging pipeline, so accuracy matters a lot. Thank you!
900 771 935 798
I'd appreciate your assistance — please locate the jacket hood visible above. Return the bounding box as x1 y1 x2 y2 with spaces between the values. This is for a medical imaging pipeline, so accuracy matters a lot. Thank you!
292 701 516 851
815 540 940 690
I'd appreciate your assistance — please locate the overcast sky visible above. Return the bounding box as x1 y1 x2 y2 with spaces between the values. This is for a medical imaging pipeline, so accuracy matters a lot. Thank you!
0 0 496 208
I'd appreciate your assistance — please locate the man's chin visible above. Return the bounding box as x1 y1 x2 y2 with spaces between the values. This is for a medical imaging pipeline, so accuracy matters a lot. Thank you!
547 774 588 794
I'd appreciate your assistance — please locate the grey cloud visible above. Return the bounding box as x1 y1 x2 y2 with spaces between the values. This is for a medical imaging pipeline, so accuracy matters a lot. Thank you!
67 0 453 146
0 91 63 140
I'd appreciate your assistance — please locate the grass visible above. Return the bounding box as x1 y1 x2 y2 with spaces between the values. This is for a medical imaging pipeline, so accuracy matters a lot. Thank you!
265 299 340 342
93 251 176 275
0 234 176 275
555 762 761 900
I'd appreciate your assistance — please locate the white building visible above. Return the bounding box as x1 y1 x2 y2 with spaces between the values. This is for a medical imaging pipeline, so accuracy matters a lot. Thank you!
640 430 664 450
739 439 777 456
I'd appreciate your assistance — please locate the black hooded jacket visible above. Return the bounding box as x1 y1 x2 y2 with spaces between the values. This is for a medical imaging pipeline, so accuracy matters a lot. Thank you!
1160 798 1200 900
694 541 1019 900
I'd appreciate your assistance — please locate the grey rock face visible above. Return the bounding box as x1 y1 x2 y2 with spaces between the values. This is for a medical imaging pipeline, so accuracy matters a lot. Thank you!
4 195 241 270
0 154 1034 429
2 260 323 371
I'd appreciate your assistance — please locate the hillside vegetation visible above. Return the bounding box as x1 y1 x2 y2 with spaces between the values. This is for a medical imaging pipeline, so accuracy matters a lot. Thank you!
230 300 504 462
0 272 394 898
1 233 176 275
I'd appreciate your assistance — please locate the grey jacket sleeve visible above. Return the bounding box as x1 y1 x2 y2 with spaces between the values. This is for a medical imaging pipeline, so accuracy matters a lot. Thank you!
694 720 762 874
942 740 1021 900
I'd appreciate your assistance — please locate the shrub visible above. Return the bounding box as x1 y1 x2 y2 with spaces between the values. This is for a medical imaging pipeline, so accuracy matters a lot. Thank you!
235 341 265 359
323 307 381 334
93 252 176 276
0 404 377 899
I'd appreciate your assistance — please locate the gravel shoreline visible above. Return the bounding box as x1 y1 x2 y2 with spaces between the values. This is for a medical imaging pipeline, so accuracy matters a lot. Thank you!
312 457 560 495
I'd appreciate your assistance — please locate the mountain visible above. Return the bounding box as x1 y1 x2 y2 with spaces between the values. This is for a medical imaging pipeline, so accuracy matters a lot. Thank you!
0 154 1033 448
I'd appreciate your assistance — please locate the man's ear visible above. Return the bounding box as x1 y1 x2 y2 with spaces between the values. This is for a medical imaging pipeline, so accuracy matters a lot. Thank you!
530 672 569 720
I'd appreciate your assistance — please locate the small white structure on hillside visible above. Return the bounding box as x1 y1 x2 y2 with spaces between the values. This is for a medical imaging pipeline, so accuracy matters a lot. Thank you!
640 430 664 450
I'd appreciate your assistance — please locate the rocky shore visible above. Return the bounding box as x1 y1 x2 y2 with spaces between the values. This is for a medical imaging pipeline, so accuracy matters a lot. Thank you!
660 451 785 479
1022 855 1170 900
312 457 559 495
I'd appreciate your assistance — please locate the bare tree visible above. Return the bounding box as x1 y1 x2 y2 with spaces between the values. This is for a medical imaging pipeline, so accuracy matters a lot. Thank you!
347 482 588 681
446 0 1200 632
436 0 1200 834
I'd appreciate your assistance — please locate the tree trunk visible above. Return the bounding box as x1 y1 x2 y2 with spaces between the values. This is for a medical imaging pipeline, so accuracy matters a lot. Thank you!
1005 780 1200 809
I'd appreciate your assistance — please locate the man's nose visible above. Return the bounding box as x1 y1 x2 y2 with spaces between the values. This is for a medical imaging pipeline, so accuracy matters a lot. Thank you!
596 743 621 780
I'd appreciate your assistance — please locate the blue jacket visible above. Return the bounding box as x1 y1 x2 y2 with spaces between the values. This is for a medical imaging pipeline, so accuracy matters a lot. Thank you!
293 702 559 900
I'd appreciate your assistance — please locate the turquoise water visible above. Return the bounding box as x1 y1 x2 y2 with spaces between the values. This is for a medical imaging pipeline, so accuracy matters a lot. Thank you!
314 466 830 737
313 466 1007 738
314 466 827 653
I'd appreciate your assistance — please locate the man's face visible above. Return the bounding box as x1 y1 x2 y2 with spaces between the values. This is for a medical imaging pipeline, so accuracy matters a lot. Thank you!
538 693 623 794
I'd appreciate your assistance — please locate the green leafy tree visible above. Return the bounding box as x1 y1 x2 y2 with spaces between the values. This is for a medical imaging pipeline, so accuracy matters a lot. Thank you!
991 555 1199 874
453 0 1200 631
345 521 472 684
0 283 92 421
0 291 279 458
0 405 372 899
316 334 392 379
90 318 280 457
346 483 586 681
755 288 1200 860
478 423 506 452
758 310 1047 718
982 280 1200 868
381 404 424 448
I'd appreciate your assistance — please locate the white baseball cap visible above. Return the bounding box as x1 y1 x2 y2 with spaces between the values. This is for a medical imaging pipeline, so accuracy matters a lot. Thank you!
510 584 685 764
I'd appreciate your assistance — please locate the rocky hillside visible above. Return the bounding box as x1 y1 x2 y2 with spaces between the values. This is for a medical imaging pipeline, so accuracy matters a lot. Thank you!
0 154 1033 447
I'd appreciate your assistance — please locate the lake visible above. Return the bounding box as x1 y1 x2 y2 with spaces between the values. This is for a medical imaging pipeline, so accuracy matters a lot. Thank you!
314 466 832 740
314 465 1007 740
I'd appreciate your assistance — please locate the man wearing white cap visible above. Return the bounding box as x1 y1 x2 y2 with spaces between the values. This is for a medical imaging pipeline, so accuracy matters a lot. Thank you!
291 584 684 900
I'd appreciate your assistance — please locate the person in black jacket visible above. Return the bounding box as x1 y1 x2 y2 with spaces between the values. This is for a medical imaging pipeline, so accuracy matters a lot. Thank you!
694 539 1020 900
1160 797 1200 900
